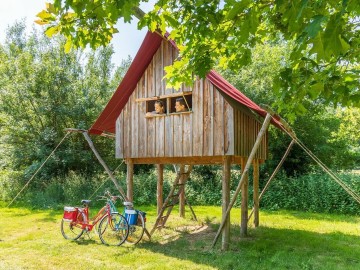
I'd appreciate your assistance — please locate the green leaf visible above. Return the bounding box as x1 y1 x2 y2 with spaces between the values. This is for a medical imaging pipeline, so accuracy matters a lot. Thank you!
46 3 56 14
304 15 326 38
309 32 325 60
163 14 178 28
323 14 346 59
239 48 252 66
36 10 53 20
348 0 360 13
308 82 323 99
63 12 76 20
45 26 59 37
64 39 72 53
150 21 158 32
168 29 179 40
296 0 309 21
122 1 135 23
34 20 49 26
339 35 350 52
225 0 250 21
295 103 307 114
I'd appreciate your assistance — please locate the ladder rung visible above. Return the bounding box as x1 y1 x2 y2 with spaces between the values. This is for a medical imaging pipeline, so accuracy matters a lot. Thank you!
150 166 194 235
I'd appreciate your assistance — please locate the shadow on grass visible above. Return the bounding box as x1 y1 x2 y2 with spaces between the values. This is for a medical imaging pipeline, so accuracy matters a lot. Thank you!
74 238 98 246
138 223 360 270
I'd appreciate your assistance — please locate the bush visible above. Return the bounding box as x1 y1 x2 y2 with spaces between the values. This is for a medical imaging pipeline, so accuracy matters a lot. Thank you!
261 171 360 215
0 170 24 201
2 165 359 216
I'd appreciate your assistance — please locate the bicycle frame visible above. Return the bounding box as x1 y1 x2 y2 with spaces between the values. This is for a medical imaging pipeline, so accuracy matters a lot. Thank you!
61 192 129 245
76 198 119 231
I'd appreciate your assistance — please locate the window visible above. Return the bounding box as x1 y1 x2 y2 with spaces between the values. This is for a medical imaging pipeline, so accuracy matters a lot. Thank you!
169 95 192 113
139 92 192 117
146 98 167 116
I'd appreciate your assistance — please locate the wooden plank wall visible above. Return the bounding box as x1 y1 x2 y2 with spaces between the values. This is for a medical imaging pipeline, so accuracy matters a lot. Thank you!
233 108 267 160
115 38 267 161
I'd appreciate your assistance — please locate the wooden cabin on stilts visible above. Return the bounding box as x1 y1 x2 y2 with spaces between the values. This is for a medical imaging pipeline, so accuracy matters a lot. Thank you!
89 31 284 250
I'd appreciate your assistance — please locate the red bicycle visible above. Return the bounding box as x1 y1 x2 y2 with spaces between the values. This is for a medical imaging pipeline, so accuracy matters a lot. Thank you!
61 192 129 246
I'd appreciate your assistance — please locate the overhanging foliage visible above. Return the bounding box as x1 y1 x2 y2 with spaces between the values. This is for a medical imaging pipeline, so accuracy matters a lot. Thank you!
36 0 360 118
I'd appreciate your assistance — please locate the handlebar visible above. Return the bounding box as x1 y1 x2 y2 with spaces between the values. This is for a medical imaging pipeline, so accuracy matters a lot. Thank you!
97 191 122 202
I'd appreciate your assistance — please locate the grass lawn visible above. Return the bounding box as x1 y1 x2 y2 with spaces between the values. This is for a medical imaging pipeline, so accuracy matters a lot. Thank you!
0 203 359 270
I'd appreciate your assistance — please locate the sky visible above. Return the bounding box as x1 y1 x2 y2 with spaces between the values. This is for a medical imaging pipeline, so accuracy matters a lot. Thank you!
0 0 153 64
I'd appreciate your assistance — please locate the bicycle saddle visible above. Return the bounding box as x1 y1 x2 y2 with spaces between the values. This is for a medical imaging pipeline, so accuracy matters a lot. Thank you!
81 200 91 206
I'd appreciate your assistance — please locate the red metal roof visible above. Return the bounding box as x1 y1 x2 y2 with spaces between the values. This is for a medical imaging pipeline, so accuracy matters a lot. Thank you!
89 31 280 135
89 31 163 135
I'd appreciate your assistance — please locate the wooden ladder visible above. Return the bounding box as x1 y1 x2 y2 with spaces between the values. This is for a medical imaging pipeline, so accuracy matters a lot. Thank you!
149 165 196 236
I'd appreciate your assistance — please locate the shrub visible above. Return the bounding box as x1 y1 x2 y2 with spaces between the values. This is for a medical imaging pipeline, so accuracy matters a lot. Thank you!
261 171 360 215
2 165 359 216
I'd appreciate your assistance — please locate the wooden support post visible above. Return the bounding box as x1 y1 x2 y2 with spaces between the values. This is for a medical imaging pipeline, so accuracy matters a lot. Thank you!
253 159 260 227
212 113 272 248
240 158 248 237
126 159 134 202
222 156 231 251
156 164 164 215
179 165 186 218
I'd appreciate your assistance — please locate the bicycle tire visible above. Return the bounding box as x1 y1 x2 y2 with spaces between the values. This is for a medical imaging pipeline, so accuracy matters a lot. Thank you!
98 213 129 246
126 211 145 245
61 211 85 240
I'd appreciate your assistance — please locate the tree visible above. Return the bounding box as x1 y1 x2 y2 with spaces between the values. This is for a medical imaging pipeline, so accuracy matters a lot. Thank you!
36 0 360 118
0 22 131 190
218 41 359 175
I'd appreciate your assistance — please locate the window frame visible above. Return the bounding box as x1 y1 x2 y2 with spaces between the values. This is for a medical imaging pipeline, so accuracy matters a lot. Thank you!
136 91 193 118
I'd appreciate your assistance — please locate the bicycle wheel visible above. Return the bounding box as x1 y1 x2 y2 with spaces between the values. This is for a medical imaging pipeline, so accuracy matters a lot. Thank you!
126 211 145 245
61 211 85 240
98 213 129 246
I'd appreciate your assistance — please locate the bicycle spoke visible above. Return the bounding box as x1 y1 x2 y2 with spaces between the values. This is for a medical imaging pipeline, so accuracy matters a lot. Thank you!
126 211 145 245
61 212 85 240
98 213 129 246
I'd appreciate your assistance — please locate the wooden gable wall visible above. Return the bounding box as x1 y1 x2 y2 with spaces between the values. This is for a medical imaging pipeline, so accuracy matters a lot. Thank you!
115 39 267 162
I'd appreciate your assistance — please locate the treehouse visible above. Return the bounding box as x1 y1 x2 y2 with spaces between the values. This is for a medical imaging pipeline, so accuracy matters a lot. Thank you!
89 31 280 250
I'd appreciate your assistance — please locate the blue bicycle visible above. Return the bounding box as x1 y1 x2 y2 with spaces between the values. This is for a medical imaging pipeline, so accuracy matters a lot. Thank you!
123 201 147 244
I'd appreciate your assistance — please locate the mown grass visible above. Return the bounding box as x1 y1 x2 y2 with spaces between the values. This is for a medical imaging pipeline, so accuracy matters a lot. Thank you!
0 203 359 270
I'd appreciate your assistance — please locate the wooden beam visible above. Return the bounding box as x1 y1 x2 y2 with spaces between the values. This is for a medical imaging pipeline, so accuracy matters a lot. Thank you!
240 157 248 237
129 156 245 165
222 156 231 250
156 164 164 215
126 159 134 202
179 165 186 217
79 130 128 201
211 113 272 248
133 7 145 20
253 159 260 227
